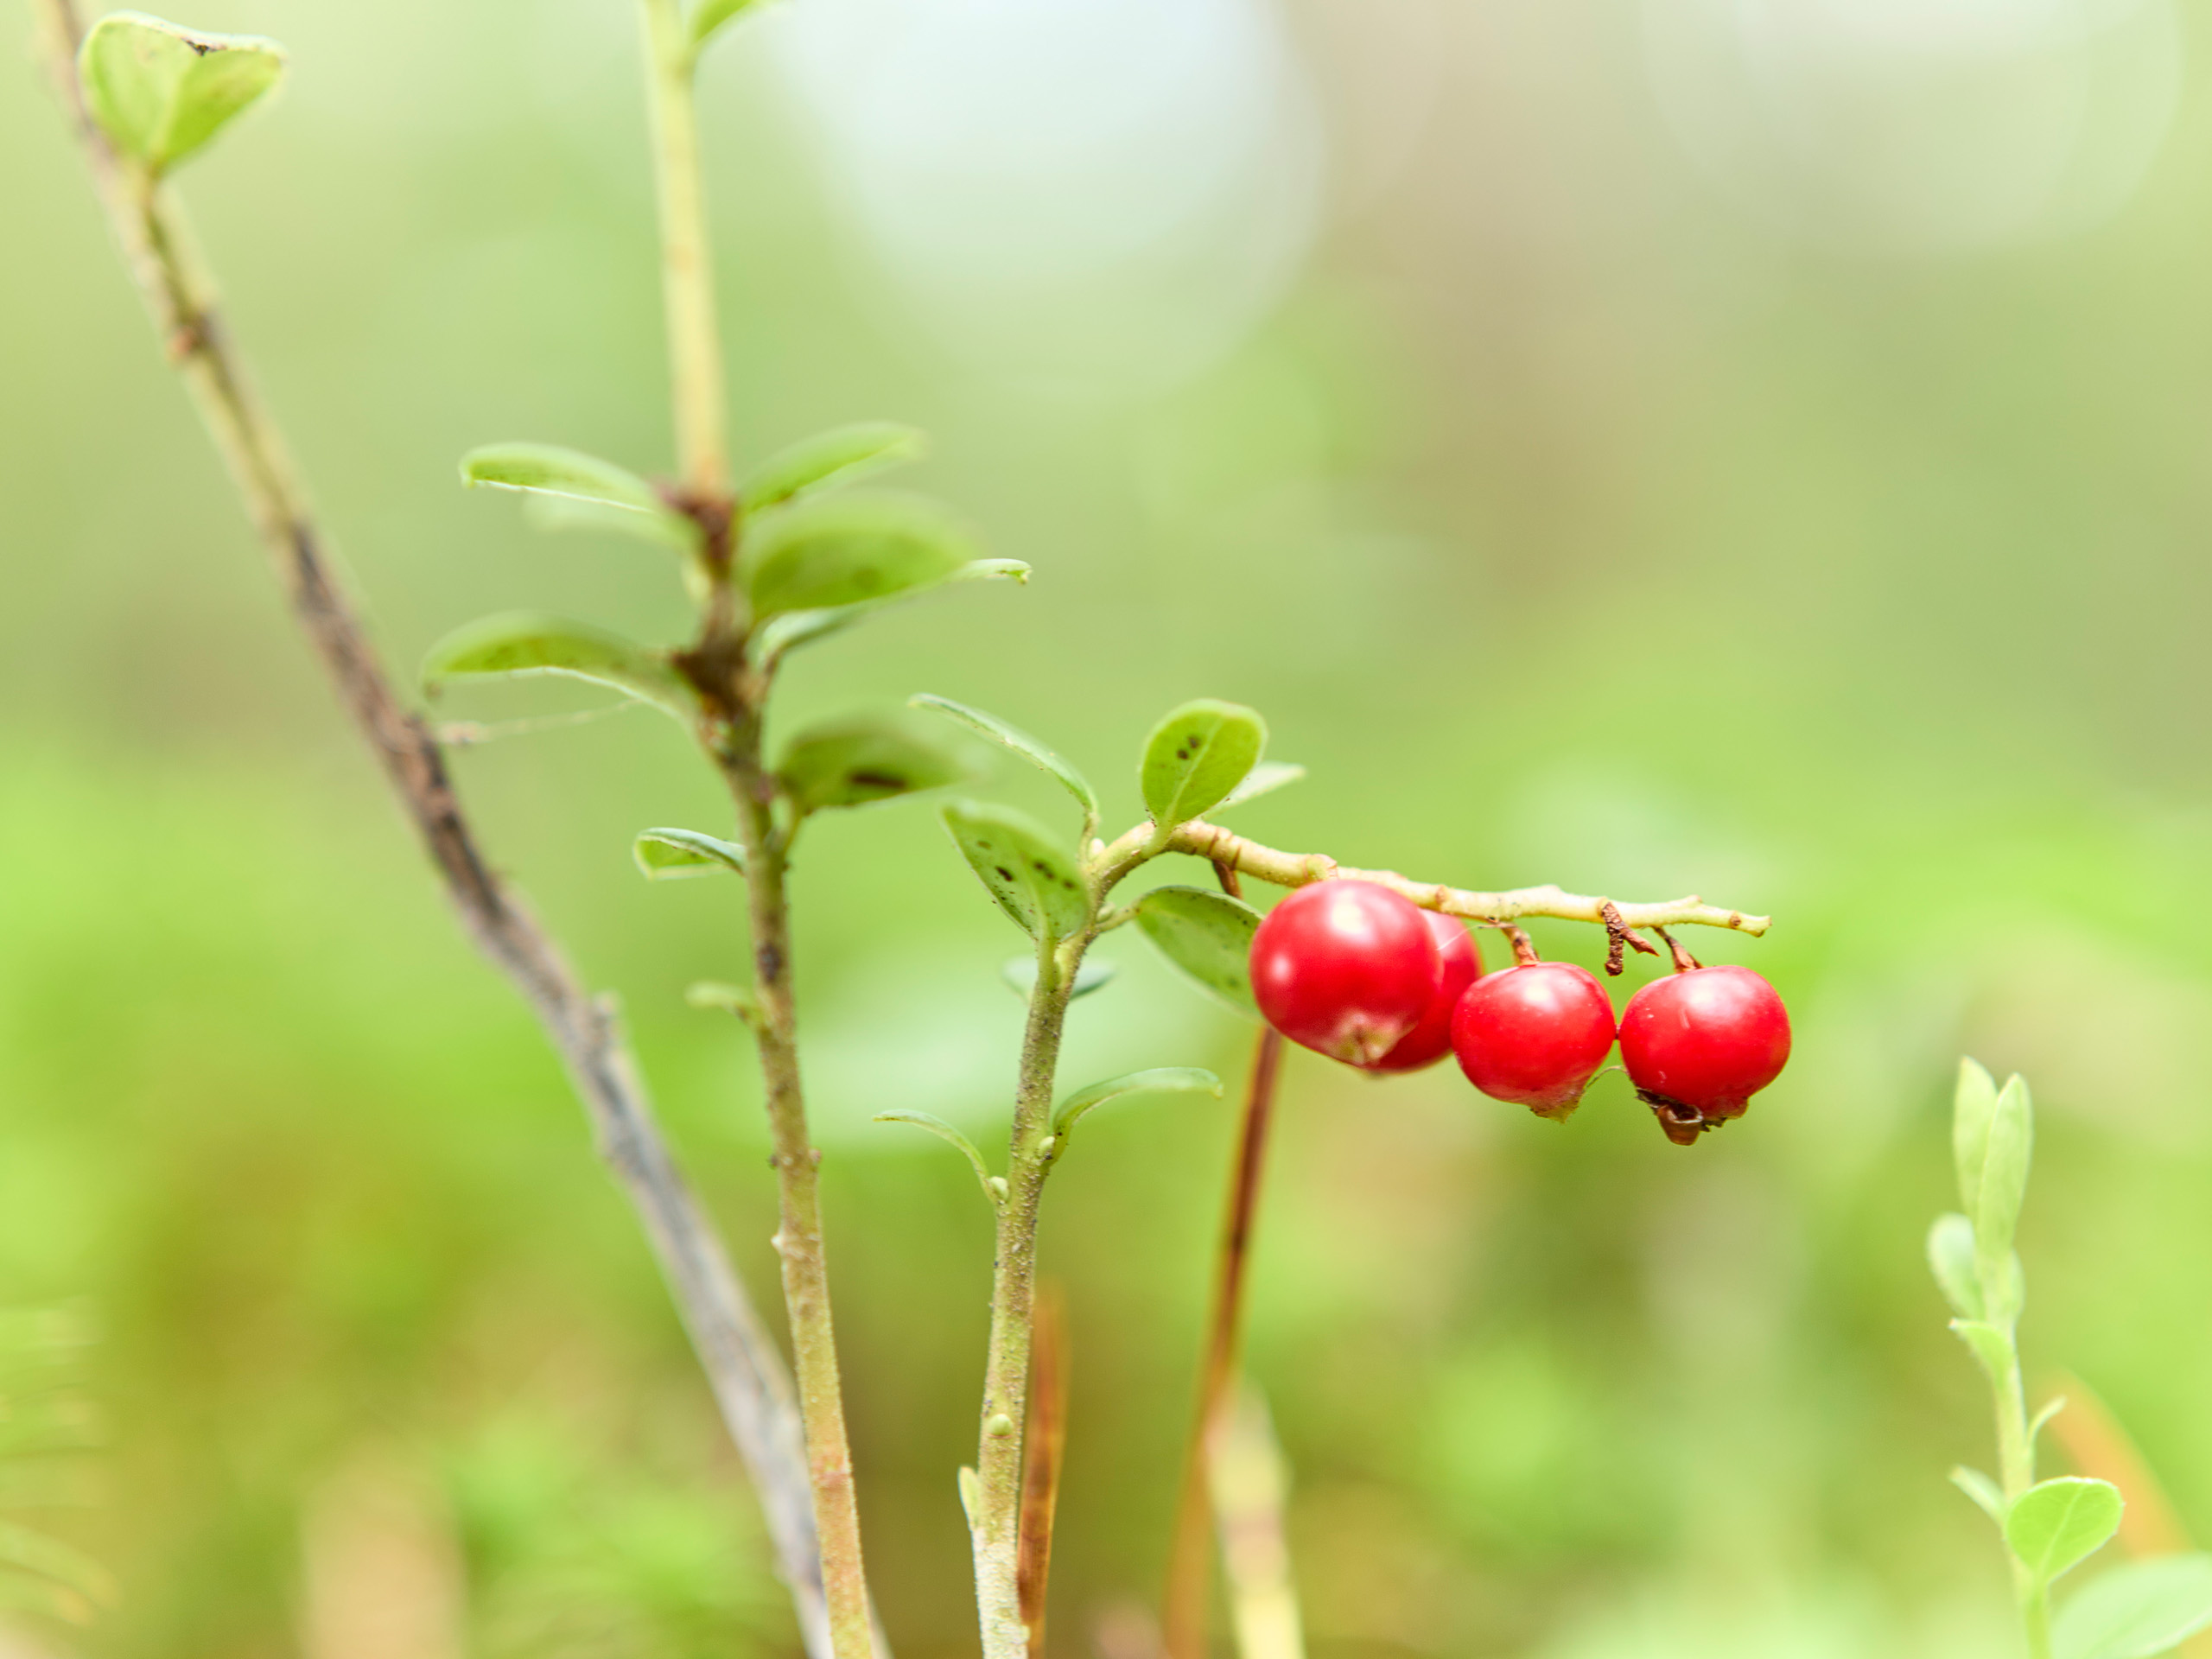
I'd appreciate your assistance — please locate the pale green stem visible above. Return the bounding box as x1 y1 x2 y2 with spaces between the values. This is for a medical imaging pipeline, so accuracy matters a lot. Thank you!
969 936 1082 1659
1991 1332 2051 1659
639 0 730 498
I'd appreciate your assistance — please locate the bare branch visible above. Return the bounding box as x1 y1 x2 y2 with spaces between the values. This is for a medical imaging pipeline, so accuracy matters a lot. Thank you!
33 4 834 1651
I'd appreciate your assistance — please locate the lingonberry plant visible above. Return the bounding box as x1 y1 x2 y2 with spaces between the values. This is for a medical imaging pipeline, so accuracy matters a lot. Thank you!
43 3 1793 1656
1933 1061 2212 1659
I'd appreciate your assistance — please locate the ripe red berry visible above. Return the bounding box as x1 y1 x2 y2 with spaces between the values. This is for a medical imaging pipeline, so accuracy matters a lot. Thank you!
1449 963 1617 1118
1363 912 1484 1074
1250 880 1442 1066
1618 964 1790 1145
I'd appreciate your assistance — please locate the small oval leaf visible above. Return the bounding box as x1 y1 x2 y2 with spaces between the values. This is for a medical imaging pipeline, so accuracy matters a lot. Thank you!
686 981 760 1025
1140 700 1266 837
1978 1074 2034 1286
2056 1554 2212 1659
1951 1466 2007 1524
635 828 747 880
744 423 925 511
940 802 1090 943
910 695 1096 821
1134 886 1262 1017
777 713 976 816
1928 1212 1983 1322
1051 1068 1222 1140
2008 1478 2124 1588
1001 956 1116 1001
1949 1319 2013 1387
461 442 676 518
873 1110 998 1205
421 612 694 723
79 12 285 175
1954 1055 2000 1219
1212 760 1305 813
742 491 977 620
749 559 1028 671
523 492 699 554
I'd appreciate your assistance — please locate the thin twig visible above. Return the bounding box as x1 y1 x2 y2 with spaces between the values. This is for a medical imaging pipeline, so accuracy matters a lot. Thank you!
32 7 836 1654
1163 1023 1287 1659
1153 824 1770 937
1599 900 1659 976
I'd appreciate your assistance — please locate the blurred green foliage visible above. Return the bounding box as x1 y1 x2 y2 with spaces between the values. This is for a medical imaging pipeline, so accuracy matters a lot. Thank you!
8 1 2212 1656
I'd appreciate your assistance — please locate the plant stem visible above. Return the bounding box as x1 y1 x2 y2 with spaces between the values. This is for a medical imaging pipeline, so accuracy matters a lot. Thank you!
972 940 1082 1659
1990 1332 2050 1659
33 3 836 1651
630 2 877 1649
639 0 730 498
1163 1025 1285 1659
721 736 879 1659
1147 824 1770 937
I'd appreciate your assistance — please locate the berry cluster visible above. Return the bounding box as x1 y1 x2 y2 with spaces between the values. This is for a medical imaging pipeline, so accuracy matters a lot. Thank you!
1247 880 1790 1143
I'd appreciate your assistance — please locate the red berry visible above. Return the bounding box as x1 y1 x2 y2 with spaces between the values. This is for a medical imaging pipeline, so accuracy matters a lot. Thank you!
1250 880 1442 1066
1618 964 1790 1145
1449 963 1617 1118
1363 912 1484 1074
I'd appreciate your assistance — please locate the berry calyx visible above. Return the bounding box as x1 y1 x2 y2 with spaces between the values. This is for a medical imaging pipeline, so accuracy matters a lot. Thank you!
1363 912 1484 1074
1618 964 1790 1146
1249 880 1442 1066
1449 962 1617 1118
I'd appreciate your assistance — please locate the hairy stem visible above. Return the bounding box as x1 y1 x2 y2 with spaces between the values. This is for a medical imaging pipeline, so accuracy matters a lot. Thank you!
639 0 730 497
32 3 836 1650
972 939 1082 1659
1163 1026 1286 1659
1139 823 1770 936
721 741 878 1659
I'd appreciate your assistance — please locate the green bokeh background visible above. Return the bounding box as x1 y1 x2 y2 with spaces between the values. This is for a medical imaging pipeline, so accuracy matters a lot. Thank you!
7 1 2212 1655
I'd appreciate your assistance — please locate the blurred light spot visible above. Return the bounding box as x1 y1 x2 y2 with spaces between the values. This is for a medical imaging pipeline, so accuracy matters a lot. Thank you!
767 0 1324 401
1642 0 2182 255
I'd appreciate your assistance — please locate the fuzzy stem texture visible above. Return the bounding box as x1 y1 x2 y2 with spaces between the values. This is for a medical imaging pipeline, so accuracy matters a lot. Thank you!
970 941 1082 1659
1153 823 1770 935
719 735 878 1659
32 3 836 1651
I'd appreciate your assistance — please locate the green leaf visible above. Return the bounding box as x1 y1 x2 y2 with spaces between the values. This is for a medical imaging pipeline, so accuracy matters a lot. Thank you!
2008 1478 2124 1588
743 491 978 620
1051 1067 1222 1140
461 442 685 526
1929 1212 1984 1321
1002 956 1116 1001
523 491 699 555
1950 1319 2014 1386
909 695 1096 822
1952 1466 2007 1524
776 712 976 816
1212 760 1305 813
873 1110 998 1205
1955 1056 2000 1219
421 613 694 723
634 828 746 880
79 12 284 175
685 981 760 1025
744 423 925 510
749 559 1029 671
1978 1074 2034 1296
2031 1395 2069 1453
939 801 1090 943
1134 885 1262 1017
2056 1554 2212 1659
1140 700 1267 838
